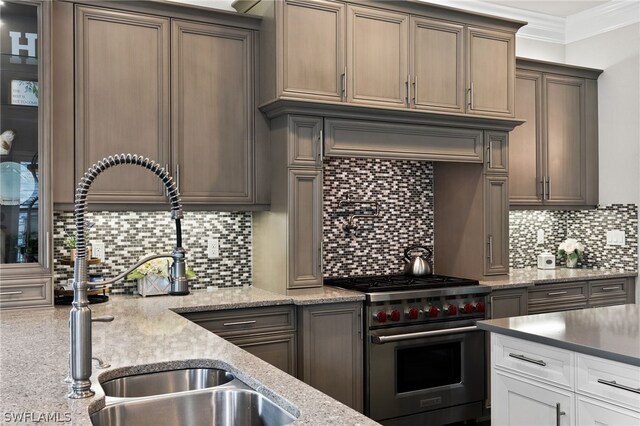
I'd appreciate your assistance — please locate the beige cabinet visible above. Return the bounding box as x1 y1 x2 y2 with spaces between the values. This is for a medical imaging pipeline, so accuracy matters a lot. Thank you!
489 288 528 319
75 6 171 204
298 302 363 412
63 4 263 208
410 16 464 112
347 5 408 107
466 26 515 117
510 59 601 207
171 20 254 204
484 176 509 275
281 0 345 101
253 115 323 293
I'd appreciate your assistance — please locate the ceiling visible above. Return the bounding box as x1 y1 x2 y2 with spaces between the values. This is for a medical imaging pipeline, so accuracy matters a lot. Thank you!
482 1 609 17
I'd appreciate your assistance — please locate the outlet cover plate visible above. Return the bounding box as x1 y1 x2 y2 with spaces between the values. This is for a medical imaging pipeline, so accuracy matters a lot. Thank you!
207 238 219 259
606 230 625 246
92 241 105 260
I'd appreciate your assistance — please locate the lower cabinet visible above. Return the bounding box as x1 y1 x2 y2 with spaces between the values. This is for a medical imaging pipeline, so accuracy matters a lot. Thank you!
228 333 297 376
298 302 363 412
493 370 574 426
576 395 640 425
489 288 527 319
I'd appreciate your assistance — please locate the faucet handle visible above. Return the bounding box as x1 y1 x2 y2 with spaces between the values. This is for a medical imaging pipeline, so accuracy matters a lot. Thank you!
92 316 114 323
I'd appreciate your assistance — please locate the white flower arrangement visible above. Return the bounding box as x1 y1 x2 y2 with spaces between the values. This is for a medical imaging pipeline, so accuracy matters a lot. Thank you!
557 238 585 267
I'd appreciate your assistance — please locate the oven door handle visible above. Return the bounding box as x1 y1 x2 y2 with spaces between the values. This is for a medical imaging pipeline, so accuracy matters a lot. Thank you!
370 325 478 344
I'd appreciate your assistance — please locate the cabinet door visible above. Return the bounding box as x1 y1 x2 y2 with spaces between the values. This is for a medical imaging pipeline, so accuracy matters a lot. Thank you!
484 176 509 275
281 0 345 101
299 303 363 412
467 27 515 117
577 395 640 426
172 20 254 204
347 5 408 107
485 131 508 174
410 16 464 112
288 115 323 168
510 69 543 205
490 288 527 319
75 7 170 203
229 333 297 377
544 74 587 205
288 170 323 289
493 371 573 426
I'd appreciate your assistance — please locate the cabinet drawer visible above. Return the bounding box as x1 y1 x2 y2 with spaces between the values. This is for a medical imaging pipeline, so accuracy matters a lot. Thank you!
228 332 297 377
589 278 633 306
577 395 640 425
0 277 52 309
528 282 587 314
492 333 574 389
576 353 640 412
181 305 296 338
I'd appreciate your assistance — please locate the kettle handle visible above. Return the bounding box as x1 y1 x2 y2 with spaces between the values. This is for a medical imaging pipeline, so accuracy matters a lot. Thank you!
404 245 433 261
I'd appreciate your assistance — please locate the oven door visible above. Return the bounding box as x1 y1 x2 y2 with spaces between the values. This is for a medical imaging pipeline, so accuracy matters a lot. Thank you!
367 323 485 421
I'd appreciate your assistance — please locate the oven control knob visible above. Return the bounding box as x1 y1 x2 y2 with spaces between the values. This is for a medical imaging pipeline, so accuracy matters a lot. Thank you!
375 311 388 323
390 310 401 322
475 302 486 313
446 304 458 315
427 306 440 318
407 308 420 320
463 303 474 314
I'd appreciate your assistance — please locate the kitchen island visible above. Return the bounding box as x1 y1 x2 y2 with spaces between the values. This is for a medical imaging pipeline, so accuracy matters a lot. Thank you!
0 286 377 425
479 304 640 425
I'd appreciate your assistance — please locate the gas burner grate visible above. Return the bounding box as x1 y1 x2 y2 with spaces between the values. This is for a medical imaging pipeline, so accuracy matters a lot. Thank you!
325 274 479 293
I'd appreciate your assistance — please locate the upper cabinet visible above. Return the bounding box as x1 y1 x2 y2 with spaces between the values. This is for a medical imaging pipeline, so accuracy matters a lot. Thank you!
1 0 53 308
54 3 265 209
346 5 408 107
237 0 524 120
510 59 601 207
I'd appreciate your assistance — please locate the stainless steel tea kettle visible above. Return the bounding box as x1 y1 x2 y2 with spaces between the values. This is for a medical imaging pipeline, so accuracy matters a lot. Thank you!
403 245 433 276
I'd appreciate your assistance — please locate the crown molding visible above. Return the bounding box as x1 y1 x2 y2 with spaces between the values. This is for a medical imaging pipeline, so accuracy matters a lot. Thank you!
566 1 640 44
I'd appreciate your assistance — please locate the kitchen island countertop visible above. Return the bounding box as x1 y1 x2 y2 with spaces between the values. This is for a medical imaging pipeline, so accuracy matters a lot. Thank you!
478 304 640 367
0 285 375 425
479 267 637 290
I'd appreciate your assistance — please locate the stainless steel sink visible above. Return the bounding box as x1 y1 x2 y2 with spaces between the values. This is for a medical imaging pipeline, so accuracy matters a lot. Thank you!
100 368 234 398
90 388 297 426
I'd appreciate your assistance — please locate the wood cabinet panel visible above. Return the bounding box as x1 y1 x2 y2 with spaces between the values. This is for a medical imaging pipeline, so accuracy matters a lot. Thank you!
288 170 323 289
299 303 363 412
510 69 543 204
484 175 509 275
288 115 323 167
347 5 408 107
544 74 586 205
577 395 640 426
172 20 254 203
229 332 297 376
281 0 345 101
0 277 52 310
490 288 527 319
528 282 588 314
485 131 508 173
182 305 296 338
75 6 170 203
467 27 514 117
410 16 464 112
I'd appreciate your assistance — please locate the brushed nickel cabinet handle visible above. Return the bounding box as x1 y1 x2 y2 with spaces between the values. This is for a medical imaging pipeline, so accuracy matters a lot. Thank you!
45 231 50 269
541 178 546 201
486 144 493 168
412 75 418 103
597 379 640 394
487 235 493 264
509 353 547 366
469 82 474 107
319 129 324 160
547 291 568 296
223 320 257 327
175 164 180 193
405 75 410 105
556 403 566 426
342 66 347 99
545 176 550 200
0 291 23 296
601 286 621 291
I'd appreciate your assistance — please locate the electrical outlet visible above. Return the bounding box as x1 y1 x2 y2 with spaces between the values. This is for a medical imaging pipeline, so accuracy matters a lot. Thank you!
606 230 625 246
207 238 219 259
92 241 105 261
536 229 545 245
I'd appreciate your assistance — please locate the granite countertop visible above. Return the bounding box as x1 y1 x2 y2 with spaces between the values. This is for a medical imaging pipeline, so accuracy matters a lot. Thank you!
479 267 638 290
0 286 375 425
478 304 640 367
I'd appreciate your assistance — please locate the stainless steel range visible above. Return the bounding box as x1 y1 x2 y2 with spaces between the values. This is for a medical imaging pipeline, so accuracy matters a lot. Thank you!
325 274 490 426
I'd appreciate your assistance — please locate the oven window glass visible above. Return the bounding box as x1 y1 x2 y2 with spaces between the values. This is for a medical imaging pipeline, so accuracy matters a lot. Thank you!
396 341 462 393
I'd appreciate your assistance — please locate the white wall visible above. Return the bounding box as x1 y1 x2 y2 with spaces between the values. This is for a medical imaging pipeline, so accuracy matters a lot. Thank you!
516 37 565 62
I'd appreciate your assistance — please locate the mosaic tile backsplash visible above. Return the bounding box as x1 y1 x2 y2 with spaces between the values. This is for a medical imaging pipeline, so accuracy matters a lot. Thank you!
322 157 434 277
53 211 252 294
509 204 638 271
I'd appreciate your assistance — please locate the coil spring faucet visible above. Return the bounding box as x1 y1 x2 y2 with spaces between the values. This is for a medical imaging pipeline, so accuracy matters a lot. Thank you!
68 154 188 399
